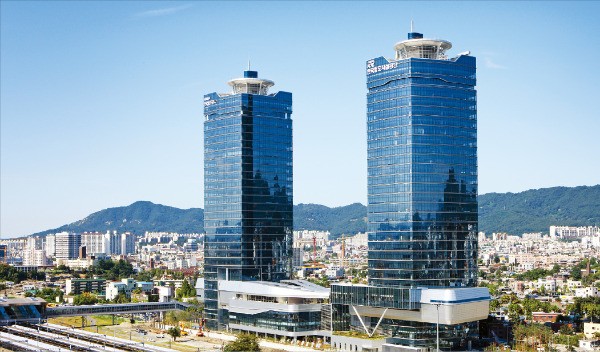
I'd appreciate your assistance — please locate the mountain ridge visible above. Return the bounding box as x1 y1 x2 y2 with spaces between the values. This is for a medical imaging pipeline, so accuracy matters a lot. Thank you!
28 185 600 238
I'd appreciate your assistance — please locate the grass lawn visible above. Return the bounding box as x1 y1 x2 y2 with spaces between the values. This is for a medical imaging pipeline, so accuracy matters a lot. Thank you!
49 315 125 328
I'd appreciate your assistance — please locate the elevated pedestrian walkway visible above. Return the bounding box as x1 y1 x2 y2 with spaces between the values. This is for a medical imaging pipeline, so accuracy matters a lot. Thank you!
46 301 189 317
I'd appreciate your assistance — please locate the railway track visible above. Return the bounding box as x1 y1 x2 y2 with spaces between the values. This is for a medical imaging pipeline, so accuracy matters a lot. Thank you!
22 322 171 352
0 330 62 351
0 324 97 351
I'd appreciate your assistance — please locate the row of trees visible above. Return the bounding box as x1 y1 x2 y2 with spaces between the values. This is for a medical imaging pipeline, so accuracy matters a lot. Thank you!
570 257 600 284
0 263 45 283
567 297 600 322
85 259 134 281
513 265 561 281
482 258 599 287
24 287 64 303
490 294 562 322
513 324 581 351
161 299 204 330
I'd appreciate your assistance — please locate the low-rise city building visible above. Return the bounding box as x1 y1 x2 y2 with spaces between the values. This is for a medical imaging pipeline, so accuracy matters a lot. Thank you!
106 278 154 300
584 322 600 339
65 278 106 295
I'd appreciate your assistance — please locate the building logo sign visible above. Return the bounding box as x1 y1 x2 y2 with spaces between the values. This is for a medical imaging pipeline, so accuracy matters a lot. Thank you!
366 60 398 75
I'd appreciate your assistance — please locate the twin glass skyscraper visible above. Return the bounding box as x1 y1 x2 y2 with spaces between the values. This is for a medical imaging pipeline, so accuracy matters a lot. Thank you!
203 70 293 329
204 29 480 348
367 31 478 289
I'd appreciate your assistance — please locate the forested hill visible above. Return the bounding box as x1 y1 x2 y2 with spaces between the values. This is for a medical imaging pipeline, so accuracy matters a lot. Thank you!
293 203 367 237
31 201 205 237
30 201 367 238
478 185 600 235
28 185 599 238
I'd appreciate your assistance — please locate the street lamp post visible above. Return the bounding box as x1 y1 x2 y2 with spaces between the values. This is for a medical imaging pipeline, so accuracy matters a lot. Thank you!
435 303 441 352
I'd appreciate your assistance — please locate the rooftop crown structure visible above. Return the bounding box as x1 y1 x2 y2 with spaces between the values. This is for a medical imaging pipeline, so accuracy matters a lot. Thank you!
394 31 452 60
227 70 275 95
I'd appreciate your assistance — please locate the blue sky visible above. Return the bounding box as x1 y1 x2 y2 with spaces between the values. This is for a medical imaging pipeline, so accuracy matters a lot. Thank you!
1 1 599 237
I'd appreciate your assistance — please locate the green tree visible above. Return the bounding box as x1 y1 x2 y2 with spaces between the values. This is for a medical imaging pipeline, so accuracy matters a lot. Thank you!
508 302 523 325
36 287 62 302
224 333 261 352
567 297 600 321
552 264 561 274
559 324 574 335
176 280 196 300
478 282 498 296
308 276 330 288
167 326 181 341
112 292 130 304
514 324 552 351
164 311 179 327
186 299 204 323
73 292 98 305
489 299 500 313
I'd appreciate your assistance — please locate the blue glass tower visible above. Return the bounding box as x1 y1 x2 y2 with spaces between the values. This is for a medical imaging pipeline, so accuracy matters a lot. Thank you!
359 30 479 348
203 70 293 329
367 31 478 289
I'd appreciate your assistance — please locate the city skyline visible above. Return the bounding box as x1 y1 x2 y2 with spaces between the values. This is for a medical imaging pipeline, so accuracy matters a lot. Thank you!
2 1 599 237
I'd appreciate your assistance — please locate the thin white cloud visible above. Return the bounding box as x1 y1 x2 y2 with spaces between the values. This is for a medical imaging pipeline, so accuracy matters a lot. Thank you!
134 4 193 18
484 56 507 70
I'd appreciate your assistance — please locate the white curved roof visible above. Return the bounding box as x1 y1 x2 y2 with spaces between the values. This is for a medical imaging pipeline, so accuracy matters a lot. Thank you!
394 38 452 52
227 77 274 88
228 77 274 95
394 38 453 60
219 279 330 298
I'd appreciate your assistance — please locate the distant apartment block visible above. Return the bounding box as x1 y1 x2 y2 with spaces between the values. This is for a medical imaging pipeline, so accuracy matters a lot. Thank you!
120 232 136 255
492 233 509 241
23 249 49 266
550 226 600 239
65 278 106 295
0 244 6 263
522 232 543 240
346 232 368 247
81 232 109 256
55 232 81 260
45 234 56 257
293 230 330 248
292 247 304 269
56 257 98 269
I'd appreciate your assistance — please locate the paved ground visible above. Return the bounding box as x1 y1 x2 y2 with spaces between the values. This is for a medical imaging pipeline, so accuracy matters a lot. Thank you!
49 317 322 352
202 331 320 352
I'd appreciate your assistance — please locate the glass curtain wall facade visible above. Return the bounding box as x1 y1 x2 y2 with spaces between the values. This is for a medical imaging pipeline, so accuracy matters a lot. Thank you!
364 31 478 348
367 34 477 289
203 70 293 329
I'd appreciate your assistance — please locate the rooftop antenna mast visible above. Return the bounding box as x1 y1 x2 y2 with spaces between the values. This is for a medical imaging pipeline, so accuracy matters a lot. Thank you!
410 19 414 32
247 59 251 71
